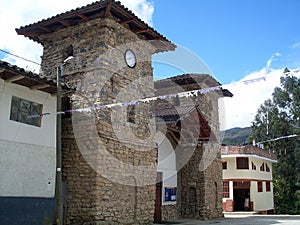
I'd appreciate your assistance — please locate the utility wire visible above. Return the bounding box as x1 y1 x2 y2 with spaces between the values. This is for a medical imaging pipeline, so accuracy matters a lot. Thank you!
0 48 41 66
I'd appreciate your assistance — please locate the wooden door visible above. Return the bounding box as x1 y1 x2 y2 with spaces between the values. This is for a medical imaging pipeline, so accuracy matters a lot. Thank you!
154 172 162 223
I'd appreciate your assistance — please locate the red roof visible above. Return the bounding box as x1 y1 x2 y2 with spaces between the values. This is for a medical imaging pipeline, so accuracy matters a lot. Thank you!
221 145 277 161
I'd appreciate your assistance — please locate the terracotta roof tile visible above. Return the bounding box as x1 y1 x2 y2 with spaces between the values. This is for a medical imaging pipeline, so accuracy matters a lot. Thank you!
15 0 175 52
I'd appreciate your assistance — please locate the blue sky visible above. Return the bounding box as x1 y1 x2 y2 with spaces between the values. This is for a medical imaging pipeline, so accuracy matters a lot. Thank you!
151 0 300 84
1 0 300 129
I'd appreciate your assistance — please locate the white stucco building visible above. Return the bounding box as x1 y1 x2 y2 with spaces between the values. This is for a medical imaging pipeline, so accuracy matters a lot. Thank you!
0 60 58 224
221 145 277 214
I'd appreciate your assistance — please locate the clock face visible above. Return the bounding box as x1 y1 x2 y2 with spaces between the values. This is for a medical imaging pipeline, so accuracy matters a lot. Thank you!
125 49 136 68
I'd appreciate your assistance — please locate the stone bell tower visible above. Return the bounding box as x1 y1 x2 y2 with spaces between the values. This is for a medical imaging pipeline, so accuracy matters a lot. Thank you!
16 1 175 224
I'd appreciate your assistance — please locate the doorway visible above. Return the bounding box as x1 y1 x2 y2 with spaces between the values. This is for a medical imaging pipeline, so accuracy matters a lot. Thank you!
233 189 250 211
154 172 162 223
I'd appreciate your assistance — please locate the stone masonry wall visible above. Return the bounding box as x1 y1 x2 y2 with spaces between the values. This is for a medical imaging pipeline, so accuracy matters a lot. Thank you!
41 17 158 225
155 76 224 220
161 205 178 221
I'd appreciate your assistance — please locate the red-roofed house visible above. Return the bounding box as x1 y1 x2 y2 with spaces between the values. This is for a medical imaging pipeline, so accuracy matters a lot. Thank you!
221 145 277 214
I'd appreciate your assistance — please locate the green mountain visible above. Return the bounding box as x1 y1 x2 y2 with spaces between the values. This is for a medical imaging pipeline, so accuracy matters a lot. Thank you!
221 127 252 145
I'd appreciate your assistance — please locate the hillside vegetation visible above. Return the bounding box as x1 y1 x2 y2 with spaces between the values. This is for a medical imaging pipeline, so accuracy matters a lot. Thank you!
221 127 252 145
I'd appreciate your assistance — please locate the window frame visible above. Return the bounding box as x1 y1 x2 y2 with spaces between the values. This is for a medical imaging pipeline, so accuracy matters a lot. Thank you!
222 181 229 198
257 181 263 192
266 181 271 192
10 96 43 127
222 161 227 170
236 157 249 170
266 163 270 172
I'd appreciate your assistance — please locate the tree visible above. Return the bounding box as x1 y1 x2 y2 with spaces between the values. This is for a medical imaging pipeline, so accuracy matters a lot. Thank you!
250 70 300 214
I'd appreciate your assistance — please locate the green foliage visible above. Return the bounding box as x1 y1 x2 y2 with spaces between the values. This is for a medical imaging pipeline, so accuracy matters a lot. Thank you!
250 72 300 215
221 127 252 145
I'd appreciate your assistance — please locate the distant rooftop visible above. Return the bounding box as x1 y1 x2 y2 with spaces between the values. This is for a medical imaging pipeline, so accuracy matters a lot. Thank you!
221 145 277 162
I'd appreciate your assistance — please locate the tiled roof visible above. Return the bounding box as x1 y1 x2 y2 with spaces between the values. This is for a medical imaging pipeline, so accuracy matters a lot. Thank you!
155 105 195 119
154 74 233 97
155 105 214 140
0 60 59 94
221 145 277 161
15 0 175 52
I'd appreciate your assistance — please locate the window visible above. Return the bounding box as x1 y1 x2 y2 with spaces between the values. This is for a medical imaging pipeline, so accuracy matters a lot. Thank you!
266 181 271 192
222 161 227 170
266 163 270 172
252 162 256 170
257 181 263 192
223 181 229 198
260 163 265 171
236 157 249 169
127 105 135 123
10 96 42 127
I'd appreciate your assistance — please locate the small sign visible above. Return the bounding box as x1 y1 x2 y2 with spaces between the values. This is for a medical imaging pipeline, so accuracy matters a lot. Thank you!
164 187 177 201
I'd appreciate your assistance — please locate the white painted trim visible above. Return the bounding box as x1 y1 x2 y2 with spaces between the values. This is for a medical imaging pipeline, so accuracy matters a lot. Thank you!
221 154 277 163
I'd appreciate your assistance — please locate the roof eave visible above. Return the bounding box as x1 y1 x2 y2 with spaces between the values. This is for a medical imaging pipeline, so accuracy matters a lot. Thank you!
15 0 176 52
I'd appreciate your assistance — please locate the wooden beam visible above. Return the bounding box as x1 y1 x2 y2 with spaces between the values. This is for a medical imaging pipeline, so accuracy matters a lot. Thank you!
167 129 179 143
5 75 25 83
134 29 149 34
17 31 40 36
119 18 134 24
39 26 52 33
167 126 180 133
77 13 90 21
30 83 50 90
104 1 112 17
57 19 71 27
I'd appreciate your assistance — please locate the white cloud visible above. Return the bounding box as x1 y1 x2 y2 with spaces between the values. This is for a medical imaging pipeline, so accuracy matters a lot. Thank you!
290 42 300 49
0 0 154 72
220 54 300 130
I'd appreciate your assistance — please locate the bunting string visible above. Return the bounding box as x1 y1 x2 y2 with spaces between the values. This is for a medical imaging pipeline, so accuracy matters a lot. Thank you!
256 134 300 144
27 68 300 119
28 76 267 118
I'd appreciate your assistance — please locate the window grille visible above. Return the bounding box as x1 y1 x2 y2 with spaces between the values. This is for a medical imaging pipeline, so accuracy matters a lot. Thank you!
10 96 42 127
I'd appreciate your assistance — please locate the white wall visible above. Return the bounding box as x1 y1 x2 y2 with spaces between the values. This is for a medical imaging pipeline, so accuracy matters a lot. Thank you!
222 155 275 211
250 181 274 211
0 140 55 197
222 155 273 181
0 78 56 198
0 79 56 148
157 135 177 205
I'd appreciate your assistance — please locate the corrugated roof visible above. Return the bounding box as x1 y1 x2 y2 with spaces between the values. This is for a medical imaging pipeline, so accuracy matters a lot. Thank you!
15 0 175 52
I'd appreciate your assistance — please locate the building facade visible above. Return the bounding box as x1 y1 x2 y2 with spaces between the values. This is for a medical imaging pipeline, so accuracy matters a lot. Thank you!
221 145 277 214
154 74 232 221
0 61 58 225
11 0 232 224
